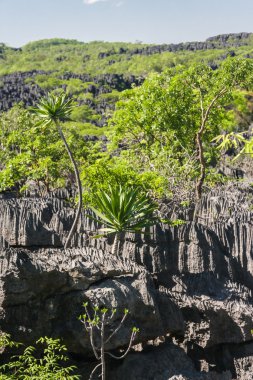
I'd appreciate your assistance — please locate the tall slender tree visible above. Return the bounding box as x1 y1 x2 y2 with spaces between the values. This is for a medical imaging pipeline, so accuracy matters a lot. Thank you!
32 92 82 249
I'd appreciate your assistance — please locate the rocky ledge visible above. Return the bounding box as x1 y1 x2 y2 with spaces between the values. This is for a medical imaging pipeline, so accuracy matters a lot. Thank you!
0 183 253 379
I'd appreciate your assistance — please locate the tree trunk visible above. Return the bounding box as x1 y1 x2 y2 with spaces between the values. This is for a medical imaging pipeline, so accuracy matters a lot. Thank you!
195 89 226 201
101 316 106 380
56 123 83 249
195 127 205 200
112 233 120 255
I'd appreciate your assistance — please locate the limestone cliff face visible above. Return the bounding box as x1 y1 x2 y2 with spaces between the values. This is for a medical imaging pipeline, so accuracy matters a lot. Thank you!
0 71 45 112
0 183 253 379
0 71 143 125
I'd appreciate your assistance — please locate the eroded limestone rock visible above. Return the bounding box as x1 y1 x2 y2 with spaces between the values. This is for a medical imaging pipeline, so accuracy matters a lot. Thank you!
1 183 253 378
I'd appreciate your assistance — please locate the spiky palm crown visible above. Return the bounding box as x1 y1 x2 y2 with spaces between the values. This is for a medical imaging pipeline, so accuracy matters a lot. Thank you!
32 92 74 126
91 185 158 234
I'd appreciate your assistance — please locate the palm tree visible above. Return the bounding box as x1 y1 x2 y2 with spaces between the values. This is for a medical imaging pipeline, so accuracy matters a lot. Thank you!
90 185 158 255
32 92 82 249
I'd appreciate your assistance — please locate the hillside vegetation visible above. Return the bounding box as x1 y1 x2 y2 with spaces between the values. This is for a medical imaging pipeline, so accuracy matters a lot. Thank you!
1 33 253 76
0 33 253 205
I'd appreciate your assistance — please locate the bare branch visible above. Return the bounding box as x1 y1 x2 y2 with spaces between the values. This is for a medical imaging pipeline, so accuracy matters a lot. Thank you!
201 87 227 133
100 314 106 380
105 331 136 360
195 87 228 199
89 363 102 380
105 313 128 344
89 325 100 360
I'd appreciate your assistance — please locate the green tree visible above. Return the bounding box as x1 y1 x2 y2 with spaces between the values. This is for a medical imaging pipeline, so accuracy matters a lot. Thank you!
109 58 253 200
32 93 83 249
0 105 70 193
89 185 157 255
185 59 253 198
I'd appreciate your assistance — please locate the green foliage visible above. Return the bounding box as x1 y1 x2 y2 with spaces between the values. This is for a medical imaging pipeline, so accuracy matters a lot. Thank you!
110 59 253 155
212 131 246 152
33 75 92 96
1 52 253 202
0 104 90 193
213 130 253 162
108 58 253 198
0 105 65 192
33 74 66 91
70 104 93 122
0 40 149 76
80 153 165 205
0 334 20 350
0 102 146 199
31 92 75 127
1 36 253 77
89 185 158 235
33 92 84 248
22 38 84 51
0 335 80 379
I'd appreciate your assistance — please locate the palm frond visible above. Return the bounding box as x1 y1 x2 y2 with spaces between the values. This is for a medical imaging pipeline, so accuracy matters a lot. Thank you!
31 92 74 126
89 185 158 235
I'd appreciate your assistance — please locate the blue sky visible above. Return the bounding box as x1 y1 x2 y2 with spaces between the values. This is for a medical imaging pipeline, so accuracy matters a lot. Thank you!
0 0 253 47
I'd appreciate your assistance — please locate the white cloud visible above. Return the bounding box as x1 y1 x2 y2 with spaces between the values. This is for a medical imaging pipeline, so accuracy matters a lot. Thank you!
83 0 108 4
83 0 124 6
115 1 124 7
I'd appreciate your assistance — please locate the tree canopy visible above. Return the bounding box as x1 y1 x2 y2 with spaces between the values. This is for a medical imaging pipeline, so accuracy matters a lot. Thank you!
109 58 253 199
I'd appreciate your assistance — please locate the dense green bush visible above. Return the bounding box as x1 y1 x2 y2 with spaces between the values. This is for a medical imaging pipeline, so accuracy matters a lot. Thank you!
0 335 80 379
108 58 253 199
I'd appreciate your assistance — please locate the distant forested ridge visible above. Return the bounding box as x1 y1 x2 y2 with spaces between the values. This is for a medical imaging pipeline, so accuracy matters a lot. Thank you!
0 32 253 132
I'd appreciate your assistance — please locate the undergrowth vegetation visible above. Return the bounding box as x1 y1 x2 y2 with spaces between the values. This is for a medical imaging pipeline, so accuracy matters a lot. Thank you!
0 334 80 379
1 56 253 206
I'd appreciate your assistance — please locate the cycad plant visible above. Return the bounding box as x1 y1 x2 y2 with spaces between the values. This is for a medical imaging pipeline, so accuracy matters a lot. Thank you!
32 92 82 249
90 185 158 255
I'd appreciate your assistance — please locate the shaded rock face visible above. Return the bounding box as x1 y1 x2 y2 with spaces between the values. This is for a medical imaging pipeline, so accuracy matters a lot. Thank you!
0 183 253 378
0 248 182 356
0 71 143 127
0 71 45 111
97 33 252 59
109 342 232 380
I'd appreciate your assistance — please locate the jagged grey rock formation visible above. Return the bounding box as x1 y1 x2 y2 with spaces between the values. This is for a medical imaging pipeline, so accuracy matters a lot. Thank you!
109 343 231 380
1 182 253 378
97 33 252 58
0 71 143 127
109 342 232 380
0 247 183 356
0 71 45 111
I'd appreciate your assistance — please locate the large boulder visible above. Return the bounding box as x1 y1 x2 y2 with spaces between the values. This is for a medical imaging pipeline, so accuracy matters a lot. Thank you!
0 247 183 356
109 342 231 380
